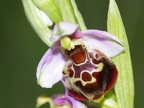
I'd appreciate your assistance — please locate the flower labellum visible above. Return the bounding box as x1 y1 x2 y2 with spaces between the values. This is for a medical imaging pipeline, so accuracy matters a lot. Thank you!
36 21 125 102
63 45 118 102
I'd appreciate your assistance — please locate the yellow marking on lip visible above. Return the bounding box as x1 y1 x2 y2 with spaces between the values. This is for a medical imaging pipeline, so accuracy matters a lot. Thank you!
63 62 70 75
71 71 96 86
95 62 104 72
66 76 96 100
81 76 96 86
71 62 103 86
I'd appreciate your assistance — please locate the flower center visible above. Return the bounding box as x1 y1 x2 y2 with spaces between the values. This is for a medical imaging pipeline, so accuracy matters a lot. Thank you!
65 45 86 64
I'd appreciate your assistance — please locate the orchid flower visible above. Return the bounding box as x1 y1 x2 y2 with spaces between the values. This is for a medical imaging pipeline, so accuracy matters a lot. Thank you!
36 21 125 102
22 0 134 107
36 94 87 108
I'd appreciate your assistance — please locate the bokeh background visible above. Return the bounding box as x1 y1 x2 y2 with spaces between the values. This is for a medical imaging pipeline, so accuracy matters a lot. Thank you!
1 0 144 108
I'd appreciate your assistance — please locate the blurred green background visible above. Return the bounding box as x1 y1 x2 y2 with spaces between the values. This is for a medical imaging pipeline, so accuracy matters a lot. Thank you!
1 0 144 108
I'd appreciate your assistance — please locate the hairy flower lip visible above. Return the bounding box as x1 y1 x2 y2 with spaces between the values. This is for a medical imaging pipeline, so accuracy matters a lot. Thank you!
36 21 124 92
63 47 118 101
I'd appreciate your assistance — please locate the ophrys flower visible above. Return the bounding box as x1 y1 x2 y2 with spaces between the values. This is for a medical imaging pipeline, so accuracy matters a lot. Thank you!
36 21 124 102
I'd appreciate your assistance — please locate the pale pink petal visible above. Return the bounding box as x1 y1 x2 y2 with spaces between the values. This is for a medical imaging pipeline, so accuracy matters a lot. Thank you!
82 30 125 57
36 46 67 88
54 95 87 108
50 21 79 42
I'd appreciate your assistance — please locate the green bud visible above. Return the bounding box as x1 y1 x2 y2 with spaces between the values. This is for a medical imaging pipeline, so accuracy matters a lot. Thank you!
33 0 62 23
57 0 77 23
70 0 87 30
55 0 86 30
22 0 53 46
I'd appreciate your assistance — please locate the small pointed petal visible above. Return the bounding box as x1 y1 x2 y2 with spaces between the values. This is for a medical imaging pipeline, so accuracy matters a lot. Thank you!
54 96 87 108
81 30 125 57
65 96 87 108
72 31 83 38
52 94 87 108
54 97 68 105
50 21 78 42
37 46 67 88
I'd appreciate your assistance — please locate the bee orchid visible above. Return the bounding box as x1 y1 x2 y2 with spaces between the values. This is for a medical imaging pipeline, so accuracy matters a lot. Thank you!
36 21 125 102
